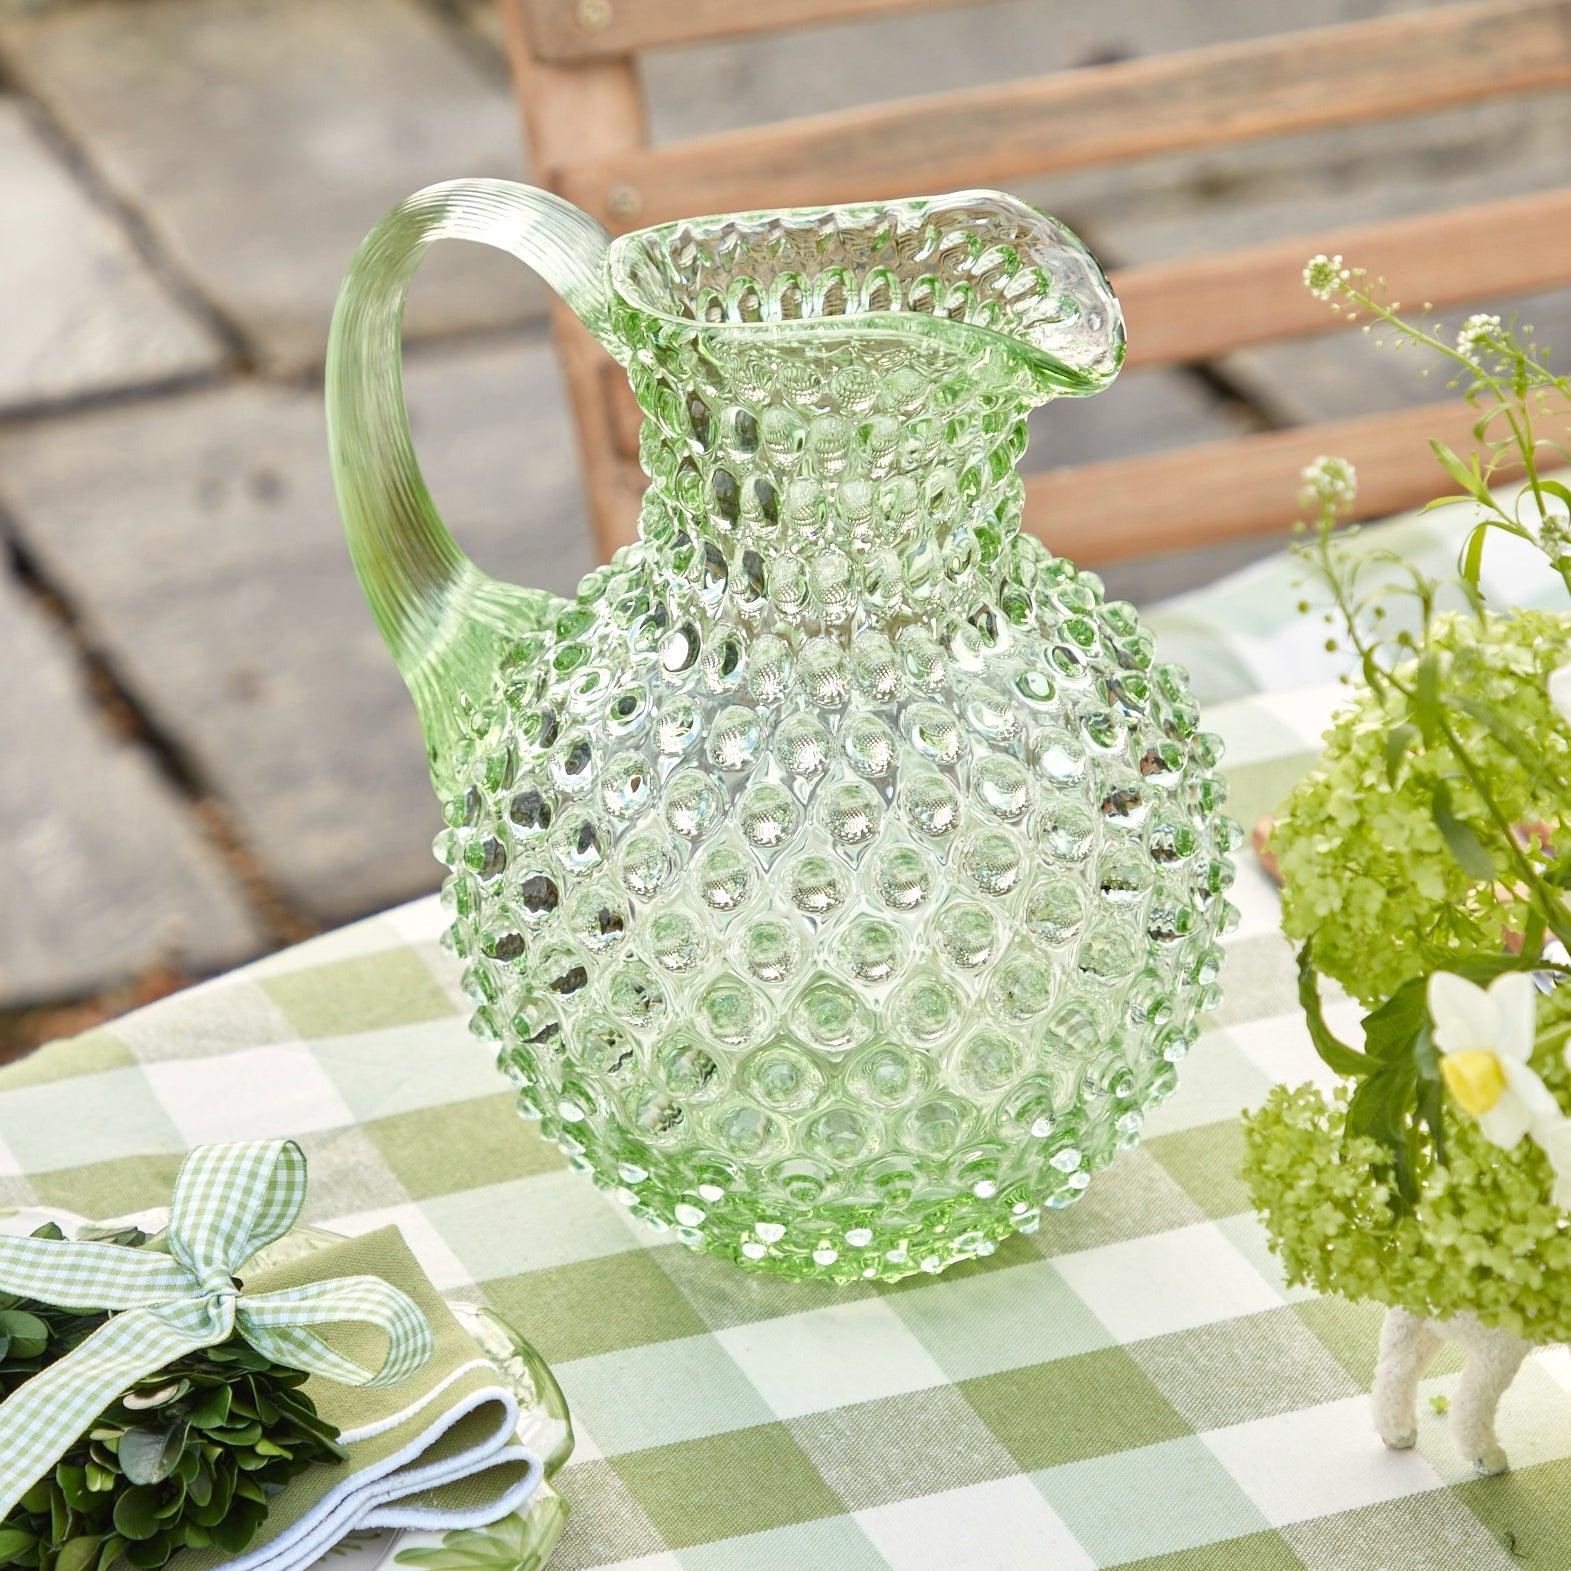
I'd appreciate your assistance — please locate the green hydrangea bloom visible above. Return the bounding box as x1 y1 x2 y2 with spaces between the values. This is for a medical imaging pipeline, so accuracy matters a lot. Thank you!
1243 983 1571 1341
1273 608 1571 1006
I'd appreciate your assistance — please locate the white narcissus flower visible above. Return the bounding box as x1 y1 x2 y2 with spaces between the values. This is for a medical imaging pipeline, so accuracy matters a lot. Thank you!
1429 970 1571 1204
1549 662 1571 728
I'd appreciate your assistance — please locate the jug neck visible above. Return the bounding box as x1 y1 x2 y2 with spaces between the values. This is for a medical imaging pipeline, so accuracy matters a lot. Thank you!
629 363 1033 620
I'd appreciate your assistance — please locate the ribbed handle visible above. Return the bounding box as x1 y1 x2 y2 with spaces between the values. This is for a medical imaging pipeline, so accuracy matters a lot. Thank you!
325 180 621 791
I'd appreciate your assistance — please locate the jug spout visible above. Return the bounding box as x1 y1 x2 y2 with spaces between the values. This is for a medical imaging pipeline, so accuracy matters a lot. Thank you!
327 181 624 795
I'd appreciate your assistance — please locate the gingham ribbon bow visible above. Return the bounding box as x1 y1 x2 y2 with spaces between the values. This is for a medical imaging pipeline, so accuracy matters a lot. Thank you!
0 1140 432 1516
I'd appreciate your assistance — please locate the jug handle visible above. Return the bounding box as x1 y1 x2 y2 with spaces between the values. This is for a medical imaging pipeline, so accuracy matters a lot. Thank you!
326 179 623 792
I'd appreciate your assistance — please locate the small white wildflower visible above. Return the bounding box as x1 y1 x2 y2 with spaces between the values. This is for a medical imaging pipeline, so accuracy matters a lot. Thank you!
1299 455 1357 511
1456 312 1502 357
1303 253 1350 301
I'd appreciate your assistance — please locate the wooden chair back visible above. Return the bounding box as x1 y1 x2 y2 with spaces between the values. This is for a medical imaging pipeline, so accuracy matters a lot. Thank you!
497 0 1571 568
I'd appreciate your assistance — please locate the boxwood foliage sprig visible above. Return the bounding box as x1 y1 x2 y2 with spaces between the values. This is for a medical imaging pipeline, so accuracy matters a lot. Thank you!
0 1224 345 1571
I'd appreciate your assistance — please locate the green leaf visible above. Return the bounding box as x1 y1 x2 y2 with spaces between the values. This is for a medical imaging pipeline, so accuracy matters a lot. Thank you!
53 1538 100 1571
50 1482 72 1545
207 1497 265 1556
122 1381 188 1413
183 1461 211 1512
0 1311 49 1361
1430 781 1496 880
1345 1061 1419 1205
1362 974 1429 1062
118 1423 188 1488
1413 652 1443 747
110 1490 161 1544
1415 1029 1448 1170
55 1466 93 1514
93 1539 124 1571
122 1531 174 1570
1459 521 1489 588
1296 948 1371 1078
1383 722 1419 787
17 1484 50 1519
184 1384 230 1432
1429 438 1492 504
0 1532 36 1568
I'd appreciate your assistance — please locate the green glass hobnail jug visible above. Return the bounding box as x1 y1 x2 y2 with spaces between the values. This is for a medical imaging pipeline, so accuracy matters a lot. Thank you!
327 179 1239 1284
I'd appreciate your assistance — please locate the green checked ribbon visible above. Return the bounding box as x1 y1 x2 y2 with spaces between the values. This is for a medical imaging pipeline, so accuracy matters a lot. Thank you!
0 1140 433 1517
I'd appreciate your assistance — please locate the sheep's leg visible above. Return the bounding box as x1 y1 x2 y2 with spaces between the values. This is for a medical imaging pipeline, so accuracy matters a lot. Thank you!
1449 1313 1531 1476
1372 1307 1444 1450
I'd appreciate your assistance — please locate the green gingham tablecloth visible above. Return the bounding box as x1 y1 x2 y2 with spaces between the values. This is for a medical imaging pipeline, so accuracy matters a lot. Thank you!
5 506 1571 1571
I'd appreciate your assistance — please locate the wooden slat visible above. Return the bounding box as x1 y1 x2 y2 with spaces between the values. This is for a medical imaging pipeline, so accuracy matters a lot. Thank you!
1118 187 1571 369
590 402 1516 567
555 0 1571 228
499 0 651 560
1025 401 1521 566
518 0 963 63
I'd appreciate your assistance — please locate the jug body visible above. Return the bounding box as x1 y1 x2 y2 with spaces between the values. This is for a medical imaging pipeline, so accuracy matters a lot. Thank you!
331 185 1238 1283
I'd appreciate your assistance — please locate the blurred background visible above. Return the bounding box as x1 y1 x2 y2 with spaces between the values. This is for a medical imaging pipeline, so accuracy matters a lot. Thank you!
3 0 1569 1052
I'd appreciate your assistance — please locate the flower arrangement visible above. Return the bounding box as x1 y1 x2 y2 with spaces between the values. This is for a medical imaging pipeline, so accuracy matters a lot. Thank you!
1242 257 1571 1473
0 1223 344 1571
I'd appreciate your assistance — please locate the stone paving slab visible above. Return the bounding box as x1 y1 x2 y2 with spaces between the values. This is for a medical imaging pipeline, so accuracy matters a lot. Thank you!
0 569 260 1006
0 332 593 929
0 0 535 372
0 95 221 414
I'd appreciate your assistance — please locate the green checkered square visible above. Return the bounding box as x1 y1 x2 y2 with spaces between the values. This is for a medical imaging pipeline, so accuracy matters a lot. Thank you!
609 1423 844 1548
961 1348 1191 1471
29 1153 183 1217
260 947 458 1038
0 1027 133 1086
365 1094 567 1197
1115 1530 1308 1570
1454 1456 1571 1567
484 1250 708 1364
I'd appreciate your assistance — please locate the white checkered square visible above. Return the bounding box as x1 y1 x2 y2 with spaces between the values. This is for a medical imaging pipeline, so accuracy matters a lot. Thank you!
717 1297 949 1420
1203 1396 1446 1525
143 1043 356 1145
1053 1221 1283 1342
856 1477 1094 1570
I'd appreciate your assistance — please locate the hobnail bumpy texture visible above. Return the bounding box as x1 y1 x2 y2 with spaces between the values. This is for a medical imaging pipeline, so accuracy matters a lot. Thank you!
433 195 1240 1283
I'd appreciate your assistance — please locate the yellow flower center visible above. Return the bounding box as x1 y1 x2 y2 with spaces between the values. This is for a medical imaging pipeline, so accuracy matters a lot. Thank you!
1440 1050 1508 1116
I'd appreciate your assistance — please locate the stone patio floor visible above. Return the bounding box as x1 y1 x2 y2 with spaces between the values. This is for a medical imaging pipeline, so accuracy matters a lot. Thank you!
2 0 1569 1048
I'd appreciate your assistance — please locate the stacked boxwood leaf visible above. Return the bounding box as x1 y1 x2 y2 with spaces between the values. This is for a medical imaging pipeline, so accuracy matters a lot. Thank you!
0 1226 344 1571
